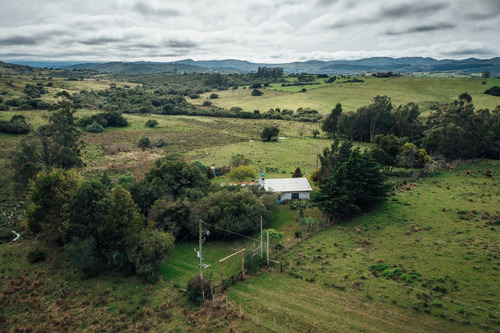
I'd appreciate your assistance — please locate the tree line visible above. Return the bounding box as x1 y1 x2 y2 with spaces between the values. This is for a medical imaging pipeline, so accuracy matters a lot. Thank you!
322 93 500 160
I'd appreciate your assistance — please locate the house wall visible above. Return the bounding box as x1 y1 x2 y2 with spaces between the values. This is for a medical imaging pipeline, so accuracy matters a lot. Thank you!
280 191 310 202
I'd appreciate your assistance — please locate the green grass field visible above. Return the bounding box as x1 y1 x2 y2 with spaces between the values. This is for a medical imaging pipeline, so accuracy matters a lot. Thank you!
190 76 500 115
1 74 499 332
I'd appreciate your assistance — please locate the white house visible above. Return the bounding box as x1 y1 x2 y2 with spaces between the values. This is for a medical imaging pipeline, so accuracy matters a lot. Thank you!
260 177 312 203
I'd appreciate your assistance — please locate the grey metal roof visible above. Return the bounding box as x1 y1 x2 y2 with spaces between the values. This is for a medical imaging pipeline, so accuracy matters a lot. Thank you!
262 177 312 193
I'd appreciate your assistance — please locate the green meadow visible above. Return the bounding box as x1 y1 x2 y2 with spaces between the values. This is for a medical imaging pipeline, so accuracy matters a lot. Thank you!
190 76 500 115
1 73 499 332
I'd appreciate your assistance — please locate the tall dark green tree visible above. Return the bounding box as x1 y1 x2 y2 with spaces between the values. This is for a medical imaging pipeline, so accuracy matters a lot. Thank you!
312 140 353 184
321 103 342 138
60 181 111 244
423 94 500 159
12 137 43 192
370 134 402 170
314 148 390 220
38 101 82 169
392 102 422 139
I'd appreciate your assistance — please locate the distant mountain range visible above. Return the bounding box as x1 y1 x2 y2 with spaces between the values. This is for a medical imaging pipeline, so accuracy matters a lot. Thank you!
5 57 500 76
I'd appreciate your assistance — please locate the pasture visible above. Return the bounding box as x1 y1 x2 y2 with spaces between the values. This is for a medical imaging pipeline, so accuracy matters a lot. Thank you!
1 72 499 332
190 76 500 115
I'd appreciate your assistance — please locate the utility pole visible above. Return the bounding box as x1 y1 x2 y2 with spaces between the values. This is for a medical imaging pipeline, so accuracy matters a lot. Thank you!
260 216 263 258
266 229 270 266
199 219 203 279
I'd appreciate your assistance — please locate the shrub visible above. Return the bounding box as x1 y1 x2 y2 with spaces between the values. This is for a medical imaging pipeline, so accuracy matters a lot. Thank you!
294 230 302 238
187 276 213 304
484 86 500 97
84 122 104 133
202 100 212 106
0 227 15 243
292 167 303 178
128 229 174 283
138 136 151 151
369 262 388 272
260 126 279 142
0 115 30 134
145 119 159 128
64 237 103 278
209 93 219 99
150 137 167 148
244 252 267 275
189 94 200 99
251 89 263 96
27 247 47 264
227 165 257 182
382 267 403 278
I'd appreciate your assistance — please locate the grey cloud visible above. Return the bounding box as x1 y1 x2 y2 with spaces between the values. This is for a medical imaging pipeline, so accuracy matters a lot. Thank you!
441 47 493 57
314 0 338 7
133 1 180 17
381 2 448 18
165 40 198 49
465 12 499 20
0 36 38 46
79 37 125 45
386 23 455 35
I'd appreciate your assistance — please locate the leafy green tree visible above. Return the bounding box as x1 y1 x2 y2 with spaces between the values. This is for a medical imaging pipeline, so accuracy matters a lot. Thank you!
311 140 353 184
127 228 174 283
0 114 30 134
321 103 342 138
392 102 421 139
98 186 143 258
398 143 431 172
132 159 210 213
314 148 390 220
38 101 82 169
196 188 268 239
261 126 279 142
64 237 103 278
423 94 500 159
229 154 252 167
12 137 43 192
26 169 82 241
147 198 192 238
371 134 401 170
227 165 257 182
60 181 110 244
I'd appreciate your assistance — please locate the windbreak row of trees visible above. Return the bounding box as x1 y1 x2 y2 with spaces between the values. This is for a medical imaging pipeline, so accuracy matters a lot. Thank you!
322 94 500 160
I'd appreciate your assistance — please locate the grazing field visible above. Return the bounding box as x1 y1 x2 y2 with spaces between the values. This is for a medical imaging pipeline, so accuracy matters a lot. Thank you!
191 76 500 115
1 72 499 332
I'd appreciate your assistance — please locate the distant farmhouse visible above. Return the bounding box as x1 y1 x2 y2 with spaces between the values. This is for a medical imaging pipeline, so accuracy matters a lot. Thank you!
260 177 312 203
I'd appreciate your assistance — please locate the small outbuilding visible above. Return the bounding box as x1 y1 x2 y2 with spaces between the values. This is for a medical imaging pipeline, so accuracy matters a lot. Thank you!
261 177 312 203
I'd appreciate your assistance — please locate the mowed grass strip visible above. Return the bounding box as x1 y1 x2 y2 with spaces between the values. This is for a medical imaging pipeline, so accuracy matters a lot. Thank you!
229 272 470 333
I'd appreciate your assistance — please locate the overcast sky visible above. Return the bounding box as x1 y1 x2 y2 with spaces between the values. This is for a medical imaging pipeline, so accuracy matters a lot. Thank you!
0 0 499 63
